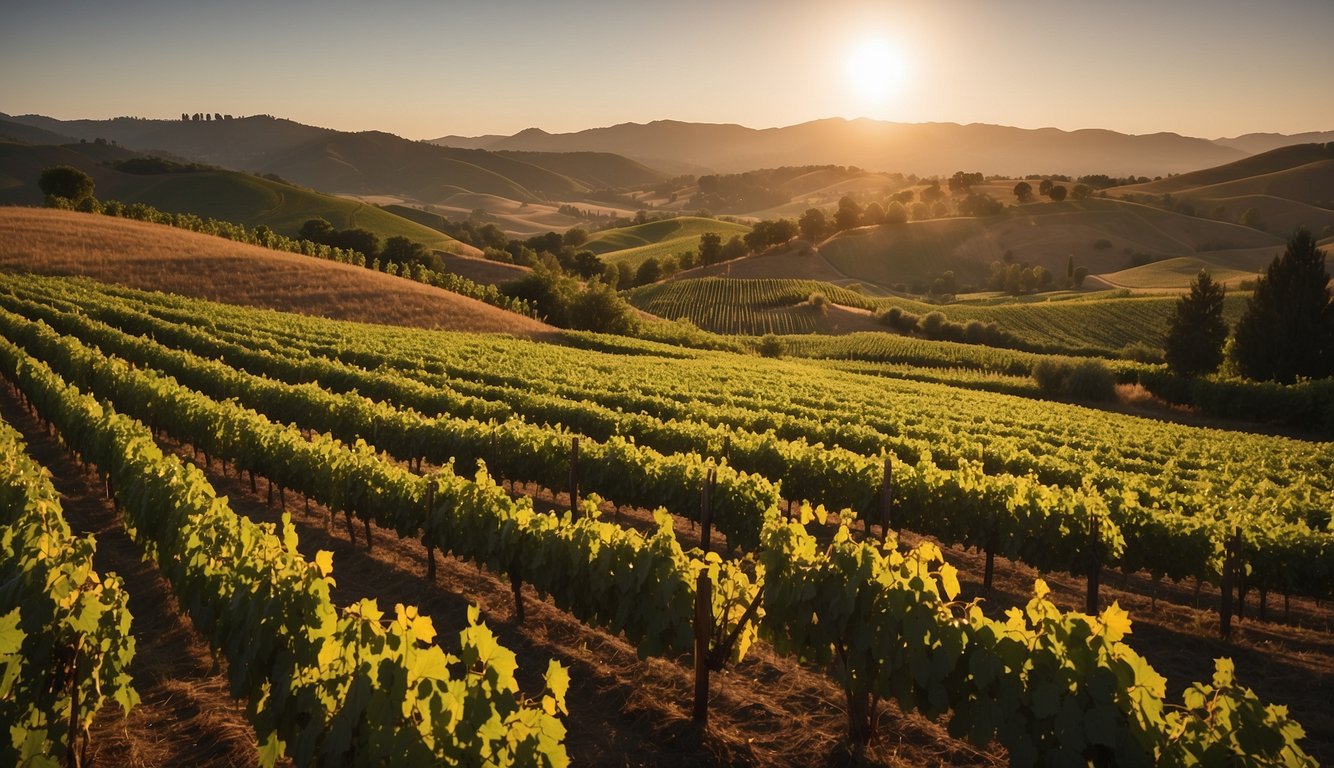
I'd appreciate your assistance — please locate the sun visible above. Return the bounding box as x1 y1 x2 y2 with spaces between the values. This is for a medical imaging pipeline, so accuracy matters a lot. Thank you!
845 38 907 110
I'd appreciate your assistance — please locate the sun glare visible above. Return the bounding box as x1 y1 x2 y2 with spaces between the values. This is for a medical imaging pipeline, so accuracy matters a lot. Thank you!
845 38 907 112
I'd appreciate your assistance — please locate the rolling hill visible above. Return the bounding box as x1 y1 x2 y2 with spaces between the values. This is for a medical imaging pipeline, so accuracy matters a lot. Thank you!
1114 143 1334 205
680 198 1283 292
626 275 1251 353
433 117 1252 176
0 140 477 254
583 216 752 269
0 207 551 335
0 113 665 204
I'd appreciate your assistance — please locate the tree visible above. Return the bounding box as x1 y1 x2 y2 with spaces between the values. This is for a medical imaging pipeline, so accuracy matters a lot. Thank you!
798 208 827 242
834 196 862 231
570 280 637 334
1013 181 1034 203
562 227 589 247
1231 228 1334 382
299 217 335 243
572 250 604 279
332 228 380 258
1038 178 1053 197
948 171 983 194
381 235 428 266
861 201 885 226
1164 271 1229 377
884 201 908 225
635 258 662 286
1071 183 1093 201
1048 184 1068 202
39 166 94 203
698 232 723 264
720 235 748 261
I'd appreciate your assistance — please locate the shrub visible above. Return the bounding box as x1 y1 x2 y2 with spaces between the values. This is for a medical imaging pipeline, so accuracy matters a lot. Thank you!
757 334 786 358
1065 360 1117 401
808 292 829 315
1031 358 1116 401
1119 342 1164 365
920 311 947 336
1031 359 1068 396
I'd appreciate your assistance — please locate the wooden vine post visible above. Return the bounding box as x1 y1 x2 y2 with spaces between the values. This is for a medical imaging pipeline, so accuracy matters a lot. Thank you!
1086 511 1101 615
1220 526 1240 640
569 437 580 517
423 482 436 582
879 456 892 544
693 468 715 724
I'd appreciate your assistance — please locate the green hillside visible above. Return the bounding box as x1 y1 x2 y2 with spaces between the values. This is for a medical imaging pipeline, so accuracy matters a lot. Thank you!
584 216 752 268
813 198 1281 290
627 275 1252 354
0 141 470 253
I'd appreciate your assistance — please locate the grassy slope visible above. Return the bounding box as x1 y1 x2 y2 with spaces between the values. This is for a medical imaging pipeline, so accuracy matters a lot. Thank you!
626 275 1252 353
806 199 1282 290
0 207 548 335
0 141 476 255
584 217 752 268
107 171 475 254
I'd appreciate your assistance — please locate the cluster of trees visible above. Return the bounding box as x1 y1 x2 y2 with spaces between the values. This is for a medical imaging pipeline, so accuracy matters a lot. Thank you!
1165 229 1334 383
181 113 235 121
1012 179 1093 204
299 218 466 274
988 260 1052 294
880 307 1020 347
504 265 637 335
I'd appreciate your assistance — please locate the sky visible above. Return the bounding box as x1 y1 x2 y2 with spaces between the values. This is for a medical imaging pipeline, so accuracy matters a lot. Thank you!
2 0 1332 140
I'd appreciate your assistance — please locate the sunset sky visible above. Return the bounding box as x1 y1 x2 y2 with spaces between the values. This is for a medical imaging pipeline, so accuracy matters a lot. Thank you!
2 0 1331 140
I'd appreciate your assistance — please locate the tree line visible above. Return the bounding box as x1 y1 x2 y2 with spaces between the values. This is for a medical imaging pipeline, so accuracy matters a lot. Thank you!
1166 229 1334 384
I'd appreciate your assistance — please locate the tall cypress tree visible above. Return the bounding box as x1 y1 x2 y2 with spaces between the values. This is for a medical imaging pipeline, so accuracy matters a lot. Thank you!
1231 228 1334 383
1164 271 1228 377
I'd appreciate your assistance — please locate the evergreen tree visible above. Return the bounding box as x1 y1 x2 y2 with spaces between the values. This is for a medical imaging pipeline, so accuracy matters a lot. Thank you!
1164 271 1228 377
1231 228 1334 383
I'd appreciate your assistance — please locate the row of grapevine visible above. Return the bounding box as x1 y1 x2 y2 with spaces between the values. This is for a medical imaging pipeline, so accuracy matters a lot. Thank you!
0 302 777 551
0 338 569 767
2 280 1318 763
4 282 1330 601
758 511 1314 765
627 278 879 335
0 412 136 765
0 312 762 663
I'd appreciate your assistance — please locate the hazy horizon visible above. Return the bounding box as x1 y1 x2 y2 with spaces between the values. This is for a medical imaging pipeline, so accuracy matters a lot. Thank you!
2 0 1332 141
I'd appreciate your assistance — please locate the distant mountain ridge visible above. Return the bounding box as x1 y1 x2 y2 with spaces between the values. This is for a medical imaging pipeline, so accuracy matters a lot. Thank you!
431 117 1329 177
0 113 665 203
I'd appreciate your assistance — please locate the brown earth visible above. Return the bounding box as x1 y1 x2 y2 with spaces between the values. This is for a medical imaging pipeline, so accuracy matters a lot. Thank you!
0 206 554 337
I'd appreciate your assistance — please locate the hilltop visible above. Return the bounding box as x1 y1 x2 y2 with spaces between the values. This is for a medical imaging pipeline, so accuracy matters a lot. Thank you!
0 140 477 254
0 207 552 336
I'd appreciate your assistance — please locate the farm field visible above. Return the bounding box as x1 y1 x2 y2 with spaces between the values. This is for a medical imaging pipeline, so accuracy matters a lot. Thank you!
1 270 1329 766
625 276 1251 355
584 217 752 269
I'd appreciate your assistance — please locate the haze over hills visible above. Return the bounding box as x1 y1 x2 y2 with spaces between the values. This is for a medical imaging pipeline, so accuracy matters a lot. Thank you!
1214 131 1334 156
0 140 476 254
433 117 1271 177
0 113 664 203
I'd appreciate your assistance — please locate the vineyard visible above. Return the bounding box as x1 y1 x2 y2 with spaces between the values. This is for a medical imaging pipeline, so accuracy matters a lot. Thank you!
625 277 1250 355
2 272 1330 766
